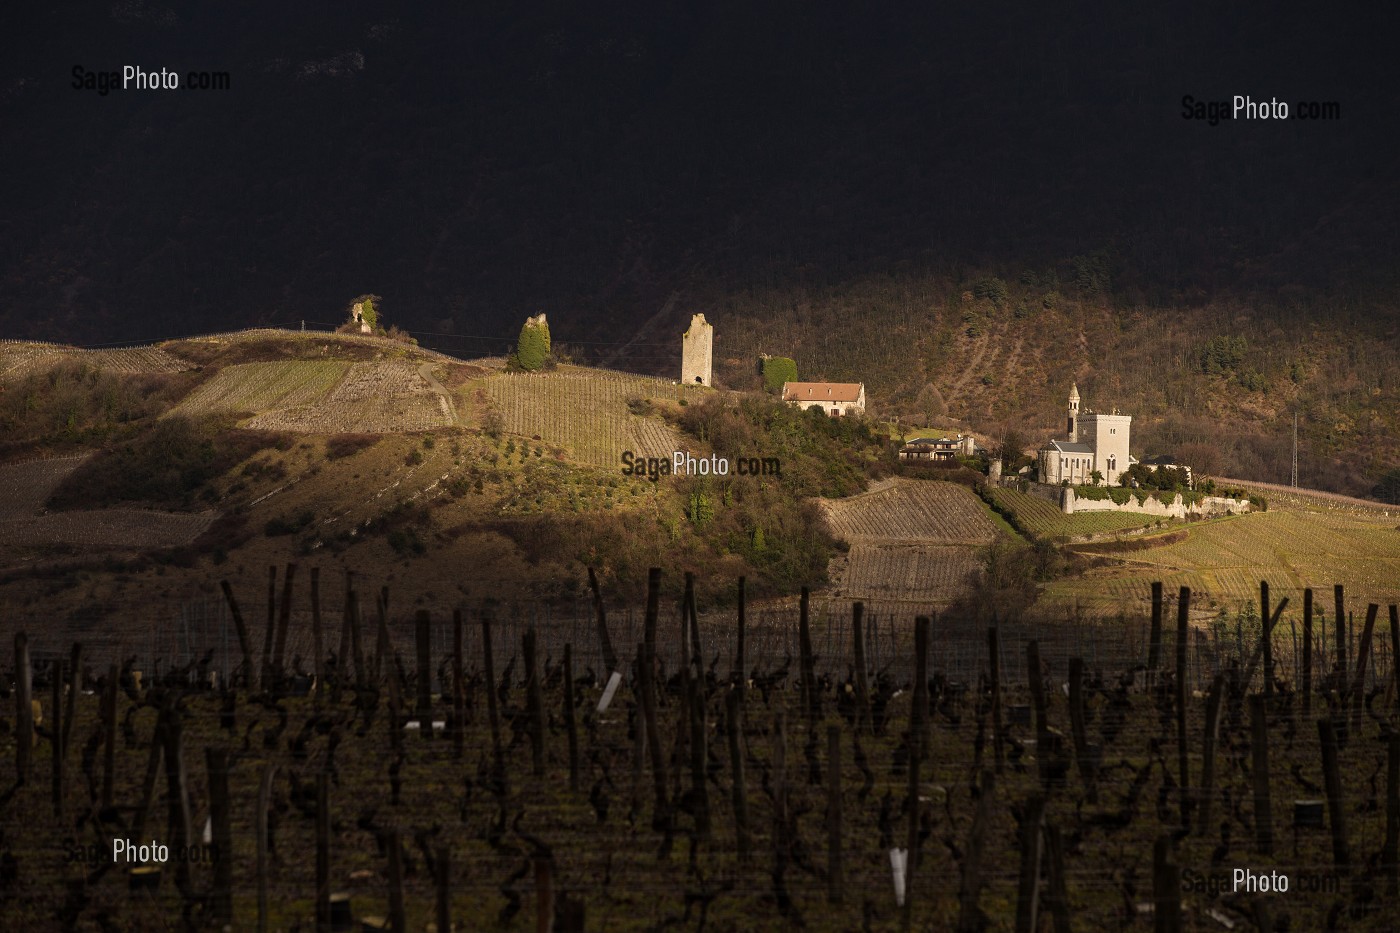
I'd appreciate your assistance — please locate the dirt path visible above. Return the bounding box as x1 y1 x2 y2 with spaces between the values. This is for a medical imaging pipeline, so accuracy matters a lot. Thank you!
418 362 460 425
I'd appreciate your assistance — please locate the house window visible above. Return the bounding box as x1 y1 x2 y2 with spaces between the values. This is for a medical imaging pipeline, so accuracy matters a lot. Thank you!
1110 428 1115 435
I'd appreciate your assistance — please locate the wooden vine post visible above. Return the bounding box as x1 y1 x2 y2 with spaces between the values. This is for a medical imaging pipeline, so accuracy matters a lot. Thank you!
1148 580 1164 676
1197 673 1225 835
988 627 1004 774
273 561 298 687
827 725 843 904
524 626 546 777
51 658 64 818
453 608 465 760
207 748 234 929
1176 586 1191 829
852 601 872 733
311 567 325 703
1014 795 1046 933
1302 588 1313 716
416 609 434 732
564 643 580 793
798 587 818 722
1351 604 1379 733
1027 640 1049 790
1249 695 1273 855
1318 718 1350 871
1068 657 1096 802
219 580 257 691
1260 580 1273 700
315 772 331 932
735 576 746 694
727 688 750 862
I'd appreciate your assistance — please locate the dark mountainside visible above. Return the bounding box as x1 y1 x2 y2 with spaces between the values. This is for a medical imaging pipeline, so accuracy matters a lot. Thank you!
4 2 1399 492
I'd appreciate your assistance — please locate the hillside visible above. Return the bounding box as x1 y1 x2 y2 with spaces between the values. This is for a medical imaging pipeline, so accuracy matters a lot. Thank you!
707 275 1400 501
0 330 887 634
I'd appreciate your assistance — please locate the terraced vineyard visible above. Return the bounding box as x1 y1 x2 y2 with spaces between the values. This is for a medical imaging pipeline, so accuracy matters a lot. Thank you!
820 478 999 544
0 343 190 381
1050 510 1400 613
0 457 214 562
0 510 214 550
246 362 453 433
172 361 350 417
988 486 1162 538
829 543 982 603
483 371 687 468
0 457 88 521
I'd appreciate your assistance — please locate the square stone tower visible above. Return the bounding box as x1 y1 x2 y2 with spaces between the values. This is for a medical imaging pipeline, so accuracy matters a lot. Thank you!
681 313 713 386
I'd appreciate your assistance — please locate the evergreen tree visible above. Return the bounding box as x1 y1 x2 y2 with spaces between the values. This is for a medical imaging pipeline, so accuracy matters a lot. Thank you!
517 314 551 371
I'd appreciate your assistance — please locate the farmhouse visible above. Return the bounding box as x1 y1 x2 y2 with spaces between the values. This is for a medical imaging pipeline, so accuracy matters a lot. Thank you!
899 434 976 461
782 381 866 417
1037 384 1136 486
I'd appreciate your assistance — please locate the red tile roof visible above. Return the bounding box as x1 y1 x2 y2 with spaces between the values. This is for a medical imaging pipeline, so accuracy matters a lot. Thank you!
781 382 863 403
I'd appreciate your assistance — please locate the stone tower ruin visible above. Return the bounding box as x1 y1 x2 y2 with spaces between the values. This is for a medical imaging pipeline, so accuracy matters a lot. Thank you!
681 313 713 386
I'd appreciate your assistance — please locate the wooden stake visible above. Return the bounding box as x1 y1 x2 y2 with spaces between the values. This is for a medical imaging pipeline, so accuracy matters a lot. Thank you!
1302 588 1313 717
1352 604 1379 732
316 772 331 932
435 845 452 933
564 644 579 793
416 609 434 729
1250 695 1273 855
263 564 278 690
726 688 750 862
799 588 818 722
1014 795 1046 933
852 602 871 733
1335 584 1347 683
524 626 545 777
1197 673 1225 835
256 764 277 933
1152 836 1181 933
587 565 618 676
1148 580 1164 674
63 642 81 758
1385 732 1399 897
482 610 503 782
453 609 465 760
735 576 746 694
1044 824 1071 933
1261 580 1273 701
827 725 843 904
273 562 298 687
1027 640 1049 789
101 663 117 809
51 659 64 818
207 747 234 928
311 567 324 703
988 627 1004 774
385 828 406 933
16 633 34 784
535 855 555 933
1318 718 1350 871
219 580 257 691
1068 657 1096 802
1176 586 1191 828
956 770 995 933
913 616 931 760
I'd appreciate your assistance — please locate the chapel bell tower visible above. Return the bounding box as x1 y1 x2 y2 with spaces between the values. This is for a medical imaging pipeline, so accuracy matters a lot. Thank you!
1068 383 1080 442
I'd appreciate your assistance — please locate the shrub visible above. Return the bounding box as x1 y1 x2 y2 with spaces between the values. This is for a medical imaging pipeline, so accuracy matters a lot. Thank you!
972 276 1008 303
325 434 380 459
761 357 799 393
